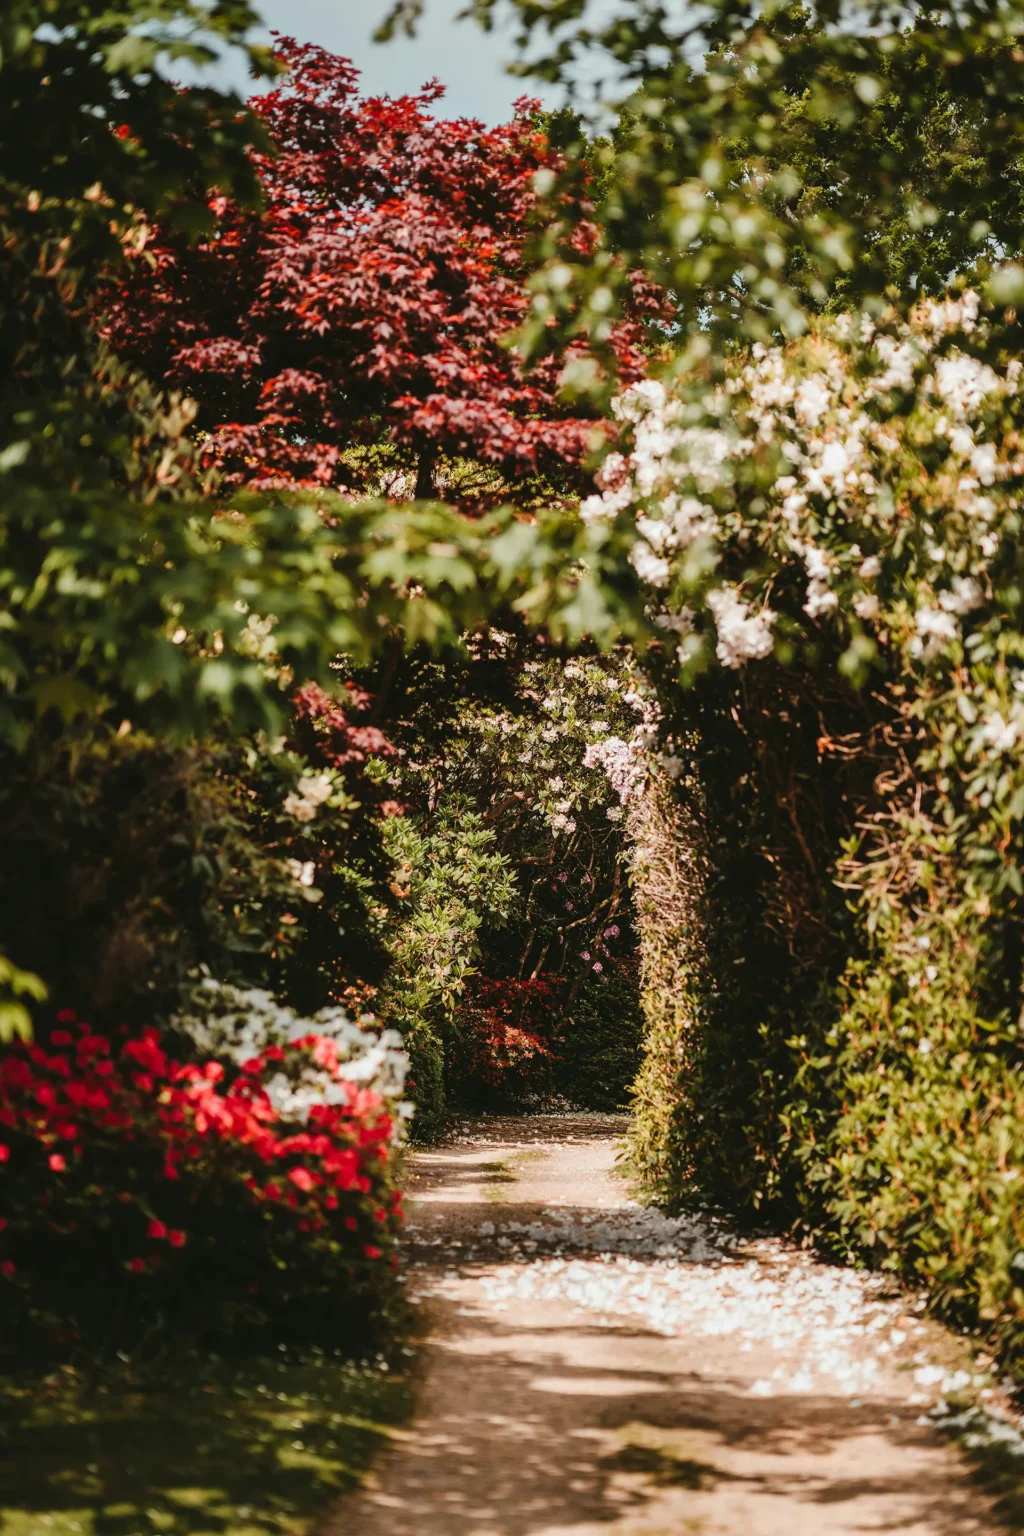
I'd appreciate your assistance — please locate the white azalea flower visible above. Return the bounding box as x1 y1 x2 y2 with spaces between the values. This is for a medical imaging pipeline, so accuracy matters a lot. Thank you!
707 587 776 668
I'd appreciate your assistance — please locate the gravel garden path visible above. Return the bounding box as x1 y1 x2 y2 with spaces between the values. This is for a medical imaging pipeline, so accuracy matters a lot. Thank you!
324 1113 1006 1535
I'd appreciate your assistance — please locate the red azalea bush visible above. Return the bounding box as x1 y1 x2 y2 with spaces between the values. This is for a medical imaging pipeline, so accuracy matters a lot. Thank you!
447 977 558 1105
0 1011 403 1350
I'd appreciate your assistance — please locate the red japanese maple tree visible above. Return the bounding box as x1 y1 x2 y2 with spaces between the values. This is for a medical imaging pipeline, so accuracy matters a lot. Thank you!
105 38 651 496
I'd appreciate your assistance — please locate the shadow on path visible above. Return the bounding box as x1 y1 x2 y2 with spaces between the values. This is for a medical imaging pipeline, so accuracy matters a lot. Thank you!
321 1114 1002 1536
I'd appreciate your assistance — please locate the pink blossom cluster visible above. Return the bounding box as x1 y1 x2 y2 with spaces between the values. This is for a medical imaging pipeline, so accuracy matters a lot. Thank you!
582 735 648 806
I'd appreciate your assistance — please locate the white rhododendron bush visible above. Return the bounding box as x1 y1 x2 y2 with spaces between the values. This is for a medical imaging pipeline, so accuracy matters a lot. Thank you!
599 292 1024 1371
585 289 1015 693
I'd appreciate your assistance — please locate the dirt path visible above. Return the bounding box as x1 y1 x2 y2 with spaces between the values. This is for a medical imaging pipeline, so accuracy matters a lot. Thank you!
323 1114 1003 1535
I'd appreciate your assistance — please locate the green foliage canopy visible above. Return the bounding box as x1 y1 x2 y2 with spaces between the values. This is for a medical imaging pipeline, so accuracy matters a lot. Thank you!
0 0 273 271
408 0 1024 369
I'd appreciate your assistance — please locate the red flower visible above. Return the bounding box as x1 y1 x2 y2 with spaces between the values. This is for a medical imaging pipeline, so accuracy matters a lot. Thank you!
51 1030 72 1046
0 1011 401 1305
0 1260 15 1278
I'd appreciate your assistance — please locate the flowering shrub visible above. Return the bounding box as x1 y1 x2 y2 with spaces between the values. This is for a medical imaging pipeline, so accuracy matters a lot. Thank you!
596 288 1024 1370
175 980 412 1130
448 977 557 1104
584 289 1016 695
0 1007 407 1347
367 637 650 1128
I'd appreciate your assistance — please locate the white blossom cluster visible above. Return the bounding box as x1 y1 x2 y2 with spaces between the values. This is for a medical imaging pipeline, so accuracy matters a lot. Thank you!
285 858 316 887
488 653 656 836
585 290 1024 705
175 980 412 1131
236 611 278 661
580 686 660 812
282 771 335 823
706 586 776 668
582 733 649 807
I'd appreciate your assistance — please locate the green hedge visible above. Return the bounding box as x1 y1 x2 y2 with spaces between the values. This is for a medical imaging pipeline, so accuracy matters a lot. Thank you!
555 962 645 1111
627 673 1024 1373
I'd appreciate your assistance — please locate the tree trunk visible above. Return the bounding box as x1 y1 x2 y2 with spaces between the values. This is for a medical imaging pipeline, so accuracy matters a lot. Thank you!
415 446 436 500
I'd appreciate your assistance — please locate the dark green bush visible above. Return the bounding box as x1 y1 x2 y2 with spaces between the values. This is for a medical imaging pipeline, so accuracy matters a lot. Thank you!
0 722 393 1035
555 960 644 1110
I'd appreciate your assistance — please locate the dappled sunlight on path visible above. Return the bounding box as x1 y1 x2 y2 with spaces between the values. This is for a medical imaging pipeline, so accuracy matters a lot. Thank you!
321 1114 1002 1535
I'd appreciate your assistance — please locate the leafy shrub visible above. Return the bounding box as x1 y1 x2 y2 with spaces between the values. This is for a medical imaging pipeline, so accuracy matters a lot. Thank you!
0 998 408 1351
788 821 1024 1355
0 685 400 1032
370 797 518 1139
556 955 645 1112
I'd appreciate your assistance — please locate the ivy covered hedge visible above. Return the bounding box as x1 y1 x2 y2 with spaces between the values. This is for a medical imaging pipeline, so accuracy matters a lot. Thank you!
629 681 1024 1367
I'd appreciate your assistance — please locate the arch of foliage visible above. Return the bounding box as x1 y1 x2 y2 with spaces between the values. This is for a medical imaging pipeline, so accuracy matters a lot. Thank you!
364 634 649 1133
